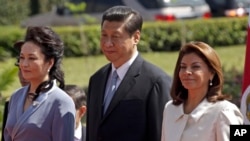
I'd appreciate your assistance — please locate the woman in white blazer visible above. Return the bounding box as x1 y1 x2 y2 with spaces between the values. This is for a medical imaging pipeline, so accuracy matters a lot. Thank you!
161 41 243 141
4 26 75 141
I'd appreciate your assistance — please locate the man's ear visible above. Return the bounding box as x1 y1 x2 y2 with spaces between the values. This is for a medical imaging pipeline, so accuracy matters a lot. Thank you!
133 30 140 45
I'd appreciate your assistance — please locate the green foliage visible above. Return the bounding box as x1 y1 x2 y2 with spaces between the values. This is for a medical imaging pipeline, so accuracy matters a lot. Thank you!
0 0 67 25
0 66 17 130
185 18 247 46
38 0 65 13
0 0 30 25
64 1 86 13
0 67 18 93
0 17 248 58
55 25 101 56
0 46 12 61
0 27 26 58
223 66 243 106
81 14 98 24
0 66 17 134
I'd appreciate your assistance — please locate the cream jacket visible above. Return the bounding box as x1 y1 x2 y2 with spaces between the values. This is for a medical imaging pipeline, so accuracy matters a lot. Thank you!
161 99 243 141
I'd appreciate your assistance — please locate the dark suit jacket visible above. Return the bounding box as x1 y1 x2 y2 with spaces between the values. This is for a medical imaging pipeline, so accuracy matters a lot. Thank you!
86 55 172 141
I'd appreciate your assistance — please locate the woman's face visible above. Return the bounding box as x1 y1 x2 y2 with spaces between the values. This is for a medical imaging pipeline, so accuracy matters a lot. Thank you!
18 68 29 86
19 41 53 84
179 53 213 91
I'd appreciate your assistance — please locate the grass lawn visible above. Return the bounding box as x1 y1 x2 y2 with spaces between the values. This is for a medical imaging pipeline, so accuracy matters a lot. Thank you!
0 44 246 97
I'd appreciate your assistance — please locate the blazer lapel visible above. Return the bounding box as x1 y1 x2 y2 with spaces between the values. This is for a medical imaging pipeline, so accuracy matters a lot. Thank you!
11 83 55 138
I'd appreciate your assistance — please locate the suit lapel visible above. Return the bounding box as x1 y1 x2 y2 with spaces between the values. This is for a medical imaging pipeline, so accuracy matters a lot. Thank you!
94 64 112 121
102 55 144 119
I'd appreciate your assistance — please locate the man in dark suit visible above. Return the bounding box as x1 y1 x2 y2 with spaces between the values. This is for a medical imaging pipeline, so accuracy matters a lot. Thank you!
86 6 172 141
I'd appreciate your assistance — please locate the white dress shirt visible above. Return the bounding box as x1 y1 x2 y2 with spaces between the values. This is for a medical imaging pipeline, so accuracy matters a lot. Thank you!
161 99 243 141
104 51 138 97
74 122 82 141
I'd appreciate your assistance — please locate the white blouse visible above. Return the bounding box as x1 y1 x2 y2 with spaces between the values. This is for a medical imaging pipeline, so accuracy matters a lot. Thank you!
161 99 243 141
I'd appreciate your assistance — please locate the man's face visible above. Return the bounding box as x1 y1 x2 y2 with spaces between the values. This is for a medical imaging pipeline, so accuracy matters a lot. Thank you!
100 20 139 68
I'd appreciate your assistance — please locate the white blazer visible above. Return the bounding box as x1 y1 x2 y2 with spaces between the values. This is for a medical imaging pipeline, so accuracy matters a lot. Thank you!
161 99 243 141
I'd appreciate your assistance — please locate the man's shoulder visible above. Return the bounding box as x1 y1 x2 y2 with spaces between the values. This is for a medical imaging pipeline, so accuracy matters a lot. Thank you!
99 63 110 70
91 63 111 77
142 60 171 76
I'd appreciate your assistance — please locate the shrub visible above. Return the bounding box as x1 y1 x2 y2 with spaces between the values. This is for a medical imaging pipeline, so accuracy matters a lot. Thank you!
223 66 243 107
0 17 248 58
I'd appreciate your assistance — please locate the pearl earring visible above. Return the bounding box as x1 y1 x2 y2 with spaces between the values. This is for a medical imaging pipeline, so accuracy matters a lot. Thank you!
209 80 213 86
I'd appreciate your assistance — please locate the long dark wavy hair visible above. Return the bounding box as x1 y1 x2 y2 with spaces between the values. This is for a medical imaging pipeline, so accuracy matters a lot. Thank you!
15 26 65 100
171 41 231 105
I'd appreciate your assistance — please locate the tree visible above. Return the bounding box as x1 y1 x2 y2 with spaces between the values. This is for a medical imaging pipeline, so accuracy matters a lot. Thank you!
29 0 40 16
38 0 66 14
0 0 30 25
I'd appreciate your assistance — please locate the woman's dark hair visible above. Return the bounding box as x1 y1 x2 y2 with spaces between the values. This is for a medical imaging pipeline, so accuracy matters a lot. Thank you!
171 41 231 105
14 26 65 99
101 5 143 36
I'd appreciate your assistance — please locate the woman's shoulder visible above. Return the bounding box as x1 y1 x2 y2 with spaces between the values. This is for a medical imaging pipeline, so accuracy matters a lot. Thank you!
49 86 75 112
10 86 28 98
49 81 72 100
165 100 174 107
164 100 182 110
50 86 72 101
213 100 239 110
213 100 243 124
209 100 241 114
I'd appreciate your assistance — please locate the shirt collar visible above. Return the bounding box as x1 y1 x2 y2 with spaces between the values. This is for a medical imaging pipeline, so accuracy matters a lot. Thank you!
74 122 82 140
112 51 138 80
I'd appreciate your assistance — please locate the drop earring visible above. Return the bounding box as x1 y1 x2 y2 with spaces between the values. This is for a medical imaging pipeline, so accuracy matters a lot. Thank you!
209 80 213 86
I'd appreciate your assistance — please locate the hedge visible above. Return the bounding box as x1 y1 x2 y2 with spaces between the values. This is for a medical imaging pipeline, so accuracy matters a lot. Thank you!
0 17 248 58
